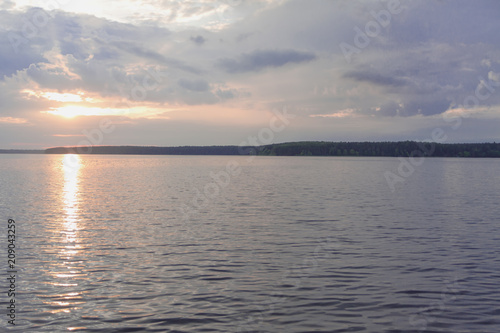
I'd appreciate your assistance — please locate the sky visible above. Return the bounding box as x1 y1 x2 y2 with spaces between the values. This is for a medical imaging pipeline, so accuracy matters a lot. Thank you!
1 0 500 149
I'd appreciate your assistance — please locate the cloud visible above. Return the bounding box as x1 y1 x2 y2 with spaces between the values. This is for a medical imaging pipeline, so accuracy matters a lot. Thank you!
217 49 316 73
178 78 210 92
0 40 46 77
0 0 14 9
343 71 409 88
190 35 206 45
216 89 235 100
110 41 202 74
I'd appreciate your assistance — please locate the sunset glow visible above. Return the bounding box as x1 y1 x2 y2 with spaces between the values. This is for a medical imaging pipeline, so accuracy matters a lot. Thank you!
45 106 125 118
42 92 83 103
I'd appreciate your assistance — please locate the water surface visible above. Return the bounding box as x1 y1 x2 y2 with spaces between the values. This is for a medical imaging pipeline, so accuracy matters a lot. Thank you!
1 155 499 332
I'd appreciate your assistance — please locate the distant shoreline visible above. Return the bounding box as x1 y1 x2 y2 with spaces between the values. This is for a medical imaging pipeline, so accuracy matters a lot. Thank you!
0 149 45 154
1 141 499 158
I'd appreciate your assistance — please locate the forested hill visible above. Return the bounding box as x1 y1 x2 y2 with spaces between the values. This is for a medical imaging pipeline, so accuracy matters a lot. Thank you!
257 141 500 157
44 141 500 157
0 149 44 154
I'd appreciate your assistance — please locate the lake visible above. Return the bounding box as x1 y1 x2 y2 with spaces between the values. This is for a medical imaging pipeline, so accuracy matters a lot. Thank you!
1 154 499 332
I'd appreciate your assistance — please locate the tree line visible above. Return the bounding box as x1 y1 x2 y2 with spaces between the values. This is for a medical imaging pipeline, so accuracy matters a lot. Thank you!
257 141 500 157
42 141 500 157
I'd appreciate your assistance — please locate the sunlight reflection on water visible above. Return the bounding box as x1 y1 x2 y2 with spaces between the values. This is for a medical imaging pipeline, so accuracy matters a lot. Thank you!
44 155 87 320
59 154 83 260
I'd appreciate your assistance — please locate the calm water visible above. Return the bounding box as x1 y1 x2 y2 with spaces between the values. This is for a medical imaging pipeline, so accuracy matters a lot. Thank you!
1 154 499 332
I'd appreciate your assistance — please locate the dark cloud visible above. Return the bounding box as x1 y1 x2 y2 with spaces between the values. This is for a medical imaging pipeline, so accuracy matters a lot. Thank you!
371 98 452 117
190 35 206 45
235 32 255 42
216 89 235 100
0 38 46 77
388 0 500 47
178 78 209 92
26 63 78 91
343 71 408 88
403 99 452 117
217 49 316 73
111 41 202 74
343 45 500 117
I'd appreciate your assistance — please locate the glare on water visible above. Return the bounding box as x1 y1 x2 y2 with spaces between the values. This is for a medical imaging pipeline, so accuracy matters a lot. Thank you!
61 154 81 246
45 155 86 317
